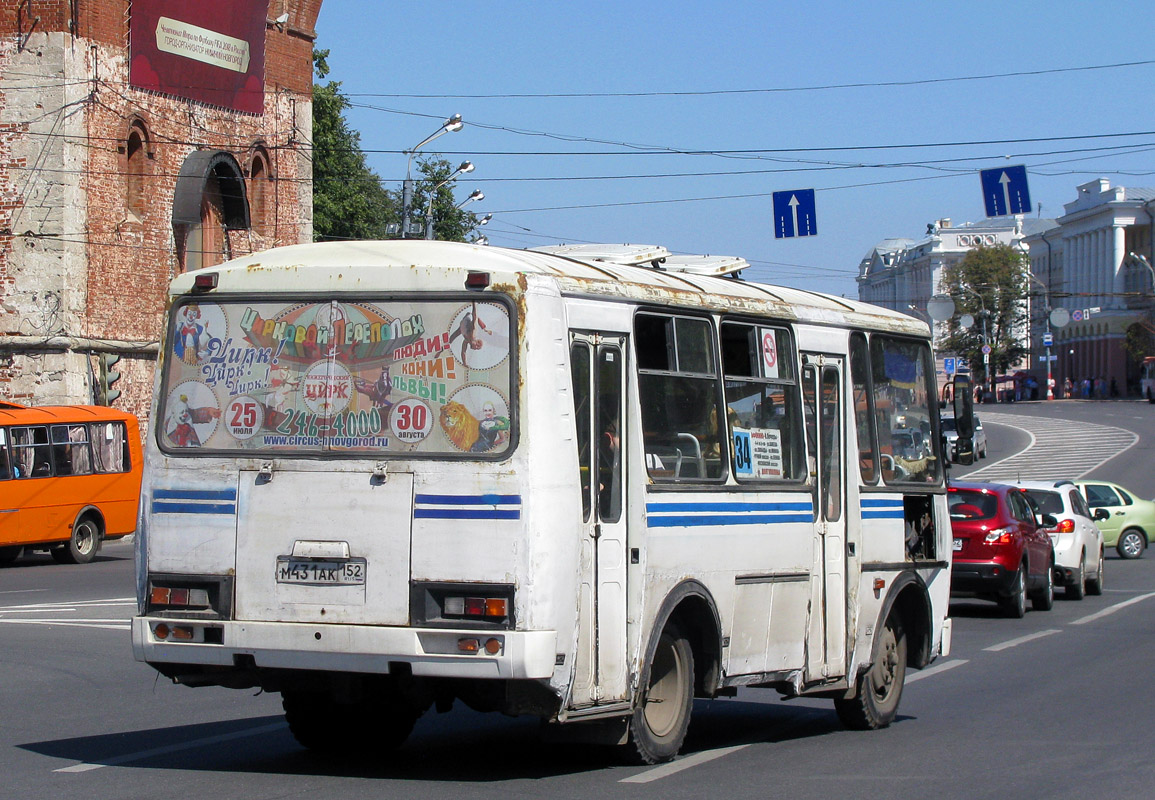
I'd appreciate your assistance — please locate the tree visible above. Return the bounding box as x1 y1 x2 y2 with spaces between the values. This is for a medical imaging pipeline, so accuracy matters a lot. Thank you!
311 51 481 244
408 157 484 243
938 245 1030 391
311 50 397 241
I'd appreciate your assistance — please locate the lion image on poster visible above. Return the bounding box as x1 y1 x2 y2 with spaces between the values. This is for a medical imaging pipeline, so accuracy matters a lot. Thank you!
440 400 479 451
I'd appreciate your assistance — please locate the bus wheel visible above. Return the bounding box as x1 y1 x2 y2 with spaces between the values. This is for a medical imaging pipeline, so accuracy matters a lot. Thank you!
628 621 694 764
53 518 100 565
0 546 22 565
283 690 419 754
835 613 907 730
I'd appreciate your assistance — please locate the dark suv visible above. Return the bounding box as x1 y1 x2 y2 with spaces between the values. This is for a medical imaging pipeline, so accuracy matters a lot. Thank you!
949 480 1056 617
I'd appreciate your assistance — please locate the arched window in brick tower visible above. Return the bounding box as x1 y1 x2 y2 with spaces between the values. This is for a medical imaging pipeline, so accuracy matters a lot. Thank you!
172 151 250 273
247 146 272 240
124 121 151 218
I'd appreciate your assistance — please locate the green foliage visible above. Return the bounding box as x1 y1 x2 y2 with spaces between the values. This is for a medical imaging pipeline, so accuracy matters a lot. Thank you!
310 50 481 243
408 157 483 242
311 49 397 241
938 244 1030 385
1123 322 1155 361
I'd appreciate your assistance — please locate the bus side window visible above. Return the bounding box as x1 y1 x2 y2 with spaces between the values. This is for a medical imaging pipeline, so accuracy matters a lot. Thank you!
0 429 10 480
635 313 725 481
12 426 51 479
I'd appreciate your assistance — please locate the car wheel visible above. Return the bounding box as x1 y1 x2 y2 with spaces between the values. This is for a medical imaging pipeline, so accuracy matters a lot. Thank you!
1086 549 1104 596
628 621 694 765
1032 559 1054 611
52 518 100 565
999 565 1027 618
1066 551 1086 600
1117 529 1146 560
835 613 907 730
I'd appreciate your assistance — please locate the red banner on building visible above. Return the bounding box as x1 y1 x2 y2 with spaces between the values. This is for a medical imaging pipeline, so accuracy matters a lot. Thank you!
129 0 267 114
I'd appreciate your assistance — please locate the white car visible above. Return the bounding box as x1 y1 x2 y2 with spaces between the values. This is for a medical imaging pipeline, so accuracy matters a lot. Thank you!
1014 479 1104 599
941 414 988 461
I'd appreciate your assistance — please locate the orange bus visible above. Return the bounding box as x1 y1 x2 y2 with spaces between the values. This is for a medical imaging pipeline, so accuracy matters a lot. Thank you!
0 403 143 565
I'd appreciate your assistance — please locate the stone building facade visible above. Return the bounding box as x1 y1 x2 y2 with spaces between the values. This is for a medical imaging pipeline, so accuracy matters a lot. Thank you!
0 1 322 427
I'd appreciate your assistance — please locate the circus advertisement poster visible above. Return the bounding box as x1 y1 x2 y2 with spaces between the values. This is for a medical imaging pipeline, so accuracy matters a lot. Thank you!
160 299 513 456
129 0 266 114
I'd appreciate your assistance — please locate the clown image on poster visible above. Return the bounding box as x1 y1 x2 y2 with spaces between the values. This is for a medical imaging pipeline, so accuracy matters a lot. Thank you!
164 380 221 447
439 384 510 453
173 302 227 366
447 302 509 371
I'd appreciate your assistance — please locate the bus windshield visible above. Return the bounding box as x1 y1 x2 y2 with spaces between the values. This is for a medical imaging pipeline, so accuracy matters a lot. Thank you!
158 297 513 457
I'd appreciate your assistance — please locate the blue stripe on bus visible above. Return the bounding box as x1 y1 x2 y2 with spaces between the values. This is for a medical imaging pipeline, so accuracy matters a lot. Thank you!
862 510 906 519
647 513 813 528
154 488 237 501
860 498 903 508
151 501 237 515
647 502 813 513
415 494 521 506
414 508 522 520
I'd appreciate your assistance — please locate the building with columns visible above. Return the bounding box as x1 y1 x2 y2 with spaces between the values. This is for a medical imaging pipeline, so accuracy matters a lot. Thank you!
1021 178 1155 397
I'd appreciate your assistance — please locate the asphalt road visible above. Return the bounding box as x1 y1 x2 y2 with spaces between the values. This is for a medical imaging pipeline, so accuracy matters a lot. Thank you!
3 399 1153 800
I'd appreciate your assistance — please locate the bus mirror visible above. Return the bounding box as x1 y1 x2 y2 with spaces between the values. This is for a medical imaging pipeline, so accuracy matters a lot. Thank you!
952 375 974 439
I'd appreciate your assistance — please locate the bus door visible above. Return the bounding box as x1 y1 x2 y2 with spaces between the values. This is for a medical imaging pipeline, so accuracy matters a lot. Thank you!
569 333 628 707
801 354 847 682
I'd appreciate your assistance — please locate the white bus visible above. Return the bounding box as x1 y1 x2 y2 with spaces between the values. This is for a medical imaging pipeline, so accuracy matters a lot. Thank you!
132 240 952 764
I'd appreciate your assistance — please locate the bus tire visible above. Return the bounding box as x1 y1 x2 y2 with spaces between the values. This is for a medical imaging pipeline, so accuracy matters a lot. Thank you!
283 690 418 754
0 546 22 565
53 517 100 565
628 621 694 765
835 613 907 731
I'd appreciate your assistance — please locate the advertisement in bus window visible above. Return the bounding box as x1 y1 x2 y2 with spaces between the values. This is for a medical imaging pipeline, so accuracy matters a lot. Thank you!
159 298 513 456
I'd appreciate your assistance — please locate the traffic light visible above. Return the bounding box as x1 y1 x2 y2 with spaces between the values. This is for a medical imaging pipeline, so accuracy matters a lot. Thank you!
97 353 122 405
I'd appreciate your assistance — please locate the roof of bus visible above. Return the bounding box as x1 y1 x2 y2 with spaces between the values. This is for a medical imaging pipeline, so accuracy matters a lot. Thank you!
172 240 926 335
0 403 137 425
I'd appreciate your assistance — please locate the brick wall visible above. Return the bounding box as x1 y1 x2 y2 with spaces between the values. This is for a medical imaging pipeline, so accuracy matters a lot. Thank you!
0 0 323 428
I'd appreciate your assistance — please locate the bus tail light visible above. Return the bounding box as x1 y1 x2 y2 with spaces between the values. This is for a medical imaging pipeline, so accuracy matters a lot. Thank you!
445 596 508 619
457 637 504 655
465 271 490 290
150 585 211 609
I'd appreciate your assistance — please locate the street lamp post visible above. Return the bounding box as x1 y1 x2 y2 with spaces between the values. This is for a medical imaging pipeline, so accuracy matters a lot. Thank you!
401 114 463 239
955 284 992 402
424 161 474 240
1024 271 1055 400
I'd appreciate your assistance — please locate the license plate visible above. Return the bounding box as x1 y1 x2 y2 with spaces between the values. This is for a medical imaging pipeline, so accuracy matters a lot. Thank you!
952 538 964 551
276 557 367 586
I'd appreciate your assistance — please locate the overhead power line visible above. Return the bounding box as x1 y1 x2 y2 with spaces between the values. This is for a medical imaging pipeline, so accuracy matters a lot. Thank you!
341 59 1155 99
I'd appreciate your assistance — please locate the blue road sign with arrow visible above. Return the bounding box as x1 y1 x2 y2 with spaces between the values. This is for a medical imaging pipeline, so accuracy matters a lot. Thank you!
773 189 817 238
980 165 1031 217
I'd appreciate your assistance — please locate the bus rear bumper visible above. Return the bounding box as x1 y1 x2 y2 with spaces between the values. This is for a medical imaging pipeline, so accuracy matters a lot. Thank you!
131 617 559 681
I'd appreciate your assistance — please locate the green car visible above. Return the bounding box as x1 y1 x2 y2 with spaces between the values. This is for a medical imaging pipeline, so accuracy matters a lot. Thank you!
1074 481 1155 559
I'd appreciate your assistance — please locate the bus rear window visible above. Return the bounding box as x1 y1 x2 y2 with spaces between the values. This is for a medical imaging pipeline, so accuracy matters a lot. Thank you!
158 298 513 457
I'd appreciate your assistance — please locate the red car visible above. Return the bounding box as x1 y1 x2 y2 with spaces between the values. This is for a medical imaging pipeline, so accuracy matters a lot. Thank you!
949 480 1056 617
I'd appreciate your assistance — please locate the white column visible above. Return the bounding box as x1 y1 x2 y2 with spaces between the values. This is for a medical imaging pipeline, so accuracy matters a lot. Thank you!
1112 224 1126 305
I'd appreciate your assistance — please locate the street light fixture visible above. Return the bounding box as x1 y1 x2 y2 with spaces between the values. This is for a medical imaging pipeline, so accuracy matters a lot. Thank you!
424 161 474 240
401 114 463 238
456 189 484 209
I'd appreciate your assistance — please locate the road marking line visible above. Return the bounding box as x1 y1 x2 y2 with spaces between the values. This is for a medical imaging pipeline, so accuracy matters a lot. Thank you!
620 743 752 783
0 619 129 630
983 629 1062 652
54 722 286 773
1072 592 1155 625
906 658 968 683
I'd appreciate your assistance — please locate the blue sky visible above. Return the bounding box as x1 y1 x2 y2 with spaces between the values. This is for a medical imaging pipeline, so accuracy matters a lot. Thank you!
313 1 1155 297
